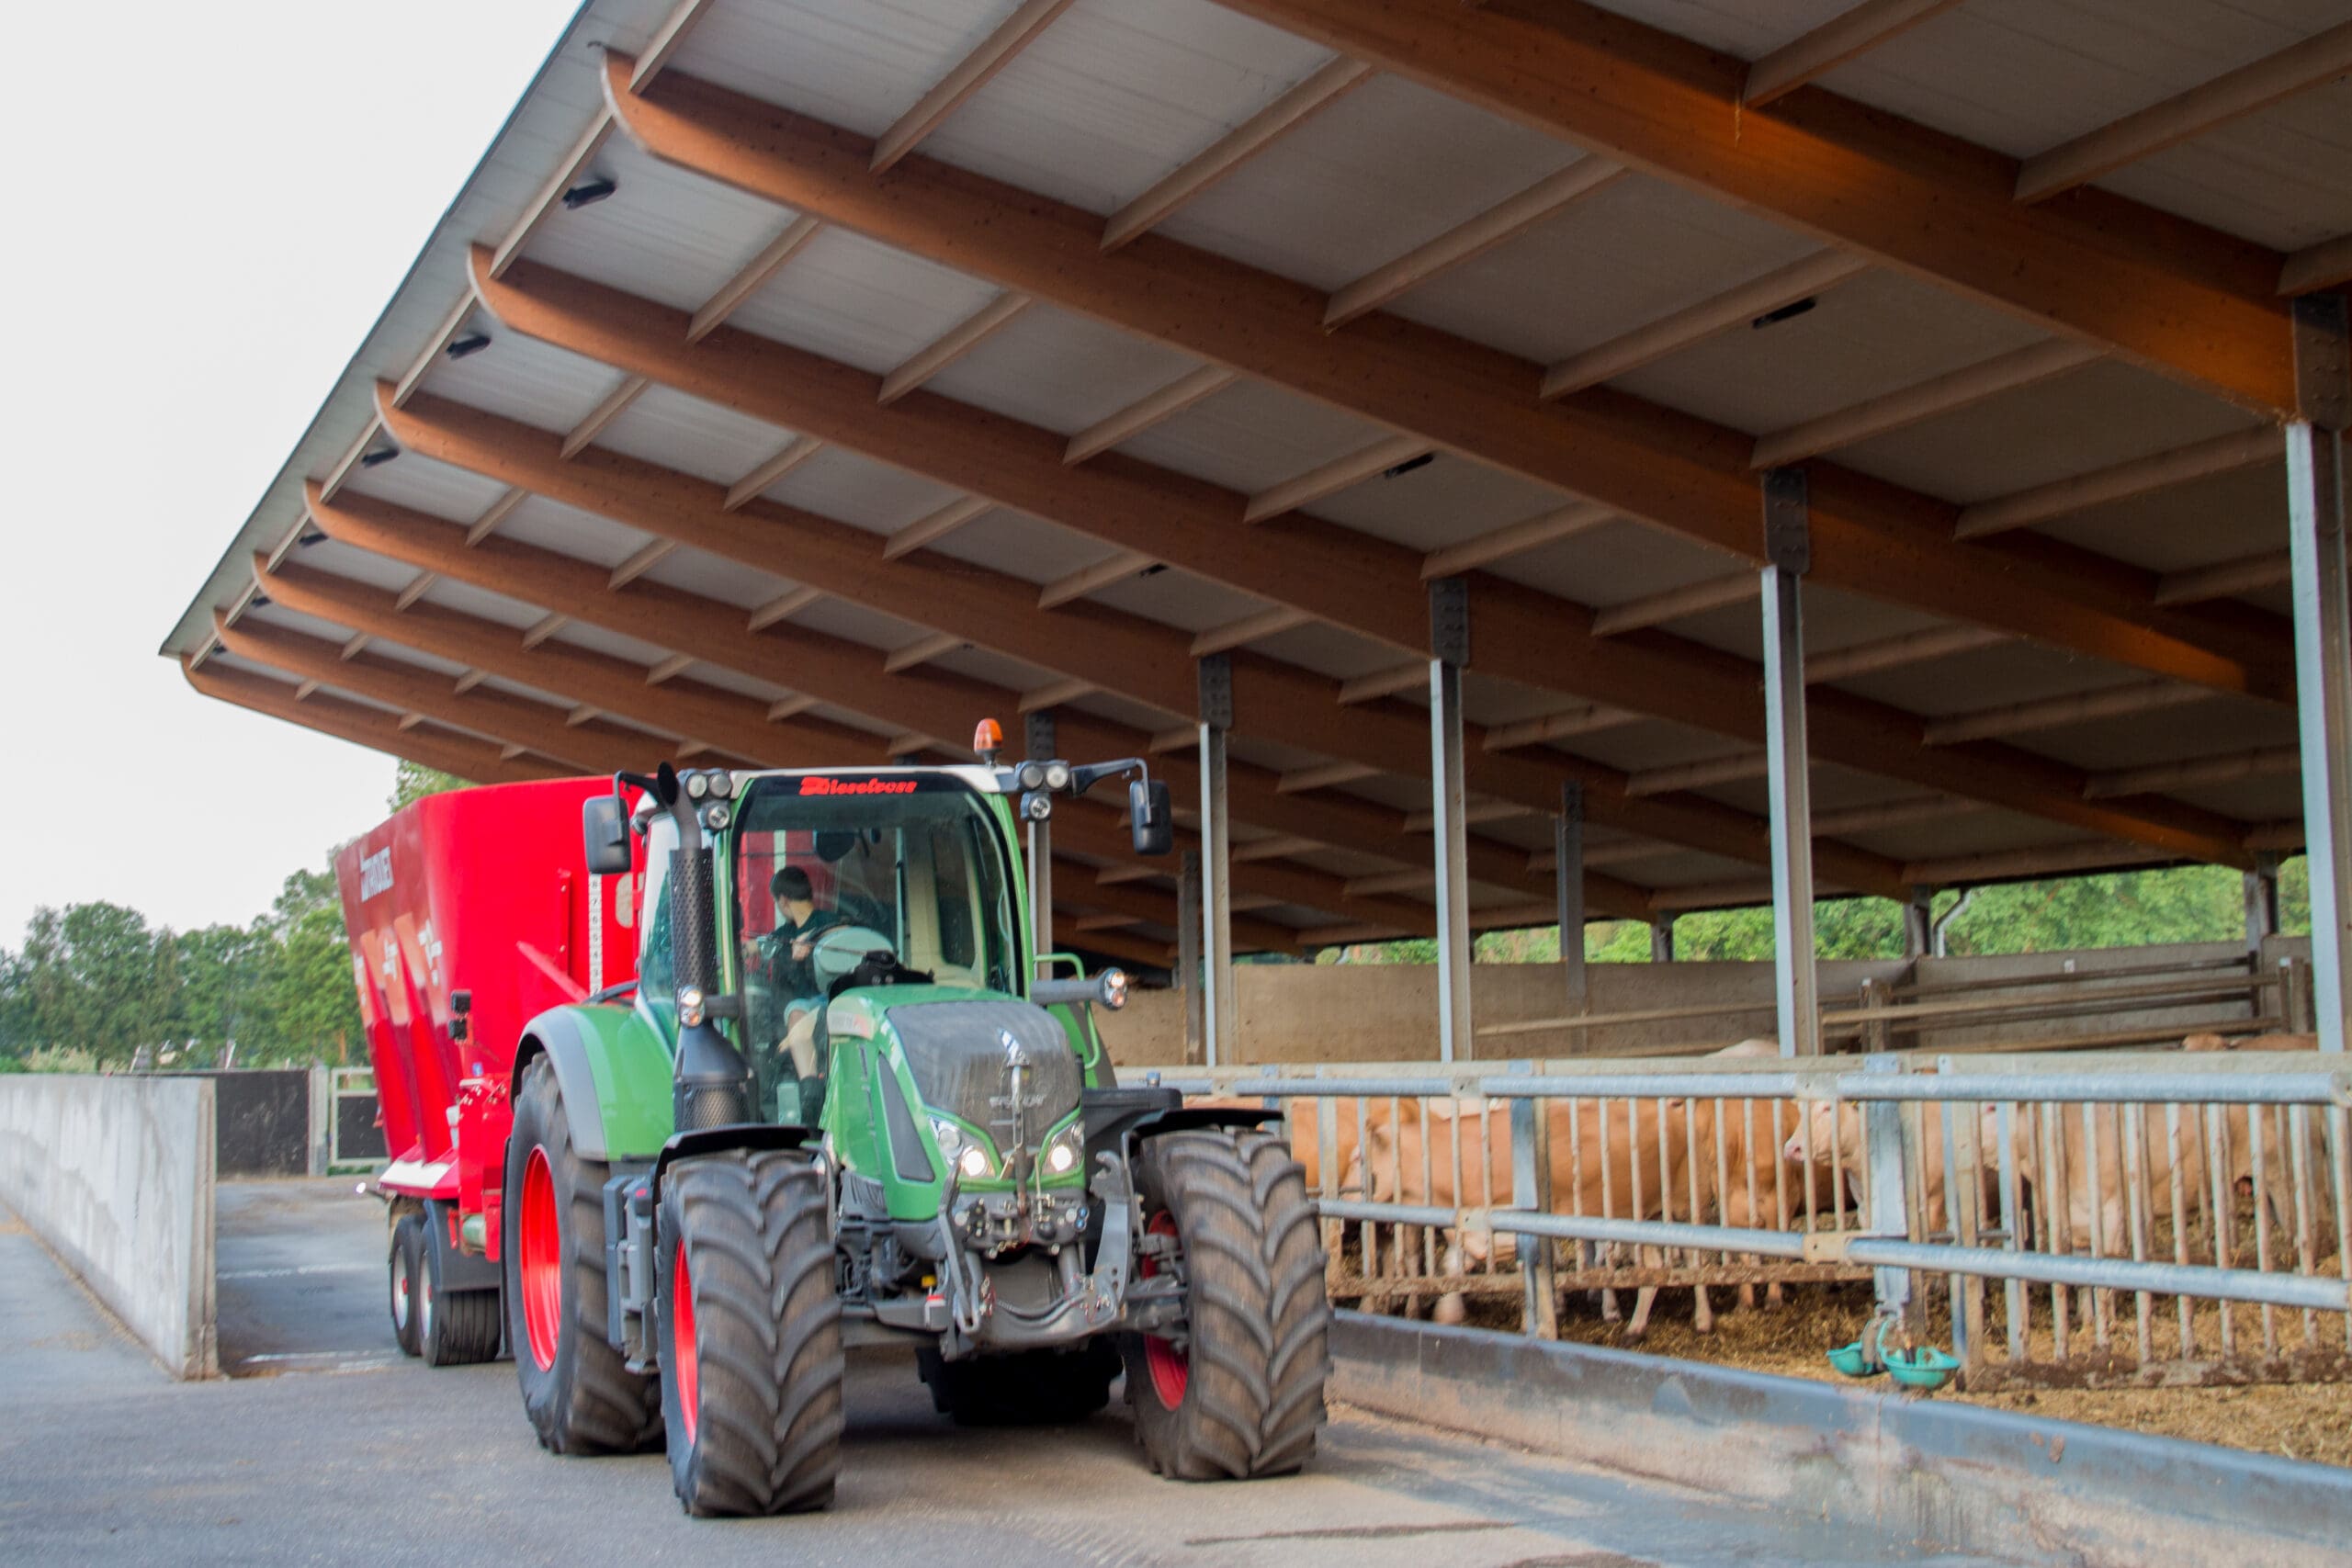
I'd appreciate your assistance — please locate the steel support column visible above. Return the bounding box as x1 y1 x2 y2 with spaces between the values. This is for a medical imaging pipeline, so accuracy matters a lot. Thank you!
1651 920 1674 963
1555 781 1588 1049
1026 710 1056 974
1198 655 1236 1066
1904 888 1934 961
2289 294 2352 1055
1762 469 1822 1058
2245 853 2281 958
1178 849 1204 1066
1430 579 1473 1063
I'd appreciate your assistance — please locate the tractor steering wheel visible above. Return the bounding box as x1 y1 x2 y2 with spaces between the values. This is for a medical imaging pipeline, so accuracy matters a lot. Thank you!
804 923 896 985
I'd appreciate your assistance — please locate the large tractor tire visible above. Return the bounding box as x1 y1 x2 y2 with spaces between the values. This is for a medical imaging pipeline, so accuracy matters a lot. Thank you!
656 1151 844 1517
389 1212 424 1358
1125 1128 1330 1481
918 1341 1121 1427
421 1224 503 1368
504 1056 662 1453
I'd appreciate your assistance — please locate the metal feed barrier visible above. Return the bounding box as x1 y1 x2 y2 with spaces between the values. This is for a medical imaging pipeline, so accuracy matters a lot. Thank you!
1137 1052 2352 1391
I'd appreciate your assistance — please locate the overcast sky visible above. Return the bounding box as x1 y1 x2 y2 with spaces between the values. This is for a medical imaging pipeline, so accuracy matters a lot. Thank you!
0 1 583 948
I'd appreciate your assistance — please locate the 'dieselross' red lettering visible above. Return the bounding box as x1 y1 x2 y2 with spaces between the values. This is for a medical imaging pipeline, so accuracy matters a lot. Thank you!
797 776 919 795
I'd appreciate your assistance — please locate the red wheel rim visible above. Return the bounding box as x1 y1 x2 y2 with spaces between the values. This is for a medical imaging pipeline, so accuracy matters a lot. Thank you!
1140 1211 1188 1409
673 1240 700 1445
518 1146 562 1371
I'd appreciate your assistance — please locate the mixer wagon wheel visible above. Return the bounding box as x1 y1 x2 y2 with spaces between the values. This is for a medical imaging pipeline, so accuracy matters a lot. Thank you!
420 1227 503 1368
1123 1128 1332 1481
503 1056 662 1454
656 1151 843 1517
389 1212 424 1358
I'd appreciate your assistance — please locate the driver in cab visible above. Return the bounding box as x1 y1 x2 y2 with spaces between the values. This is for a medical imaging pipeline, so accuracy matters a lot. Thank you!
763 865 841 998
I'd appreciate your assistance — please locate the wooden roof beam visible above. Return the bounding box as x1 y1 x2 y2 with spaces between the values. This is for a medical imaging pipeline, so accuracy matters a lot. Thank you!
1190 605 1311 658
184 660 561 788
562 376 648 458
1211 0 2301 416
595 54 2288 699
1483 705 1641 750
1419 502 1612 579
491 110 613 280
2281 233 2352 298
2016 21 2352 203
1742 0 1968 108
301 483 1640 922
871 0 1076 174
1101 56 1372 252
2085 745 2299 800
1244 434 1430 523
451 258 2257 871
2154 551 2291 607
1037 549 1156 610
882 495 992 561
1805 625 2007 683
466 487 526 546
726 435 824 513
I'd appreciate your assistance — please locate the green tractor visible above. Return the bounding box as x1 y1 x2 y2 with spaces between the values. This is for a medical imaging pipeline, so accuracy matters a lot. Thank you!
501 751 1329 1515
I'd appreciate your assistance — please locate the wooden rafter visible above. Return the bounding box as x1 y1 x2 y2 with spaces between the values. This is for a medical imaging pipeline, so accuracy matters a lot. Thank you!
1750 340 2102 469
1244 434 1427 523
1954 427 2279 540
1540 250 1870 399
2016 21 2352 204
1324 157 1626 327
1921 681 2211 747
1064 367 1236 465
596 55 2290 700
562 376 648 458
492 110 613 280
1206 0 2301 415
878 292 1031 404
449 259 2260 870
1743 1 1968 108
1038 550 1155 609
1190 605 1310 658
726 435 823 512
1101 56 1371 252
871 0 1076 174
631 0 721 91
691 214 822 343
882 495 992 561
1589 573 1753 637
2154 551 2291 607
2281 233 2352 298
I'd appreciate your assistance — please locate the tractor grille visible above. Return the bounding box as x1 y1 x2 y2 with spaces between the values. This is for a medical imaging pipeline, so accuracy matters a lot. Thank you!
885 1000 1080 1147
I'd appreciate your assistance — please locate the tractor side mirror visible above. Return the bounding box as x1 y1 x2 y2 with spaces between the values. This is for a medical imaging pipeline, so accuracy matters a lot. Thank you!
582 794 632 875
1129 778 1172 856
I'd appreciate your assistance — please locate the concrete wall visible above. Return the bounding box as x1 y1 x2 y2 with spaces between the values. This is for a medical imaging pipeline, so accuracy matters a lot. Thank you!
0 1076 217 1379
1101 957 1909 1066
1335 1314 2350 1567
1098 940 2301 1067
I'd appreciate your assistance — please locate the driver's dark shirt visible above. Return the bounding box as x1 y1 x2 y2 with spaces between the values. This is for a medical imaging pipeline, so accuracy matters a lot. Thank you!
764 907 842 997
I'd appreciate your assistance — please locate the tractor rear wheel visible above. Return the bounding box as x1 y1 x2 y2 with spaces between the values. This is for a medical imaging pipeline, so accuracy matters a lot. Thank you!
503 1055 661 1453
918 1342 1121 1426
656 1151 843 1517
1124 1128 1330 1481
389 1212 423 1358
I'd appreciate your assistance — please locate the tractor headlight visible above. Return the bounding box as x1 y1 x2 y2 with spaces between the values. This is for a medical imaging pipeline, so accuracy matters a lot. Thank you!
1043 761 1071 791
676 987 707 1027
1099 967 1128 1010
1017 761 1046 791
933 1116 992 1180
959 1145 992 1181
1044 1124 1083 1177
707 769 734 800
928 1115 967 1165
684 771 709 800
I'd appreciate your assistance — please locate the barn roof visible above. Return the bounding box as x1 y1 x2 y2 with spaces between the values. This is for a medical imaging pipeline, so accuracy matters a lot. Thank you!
163 0 2352 963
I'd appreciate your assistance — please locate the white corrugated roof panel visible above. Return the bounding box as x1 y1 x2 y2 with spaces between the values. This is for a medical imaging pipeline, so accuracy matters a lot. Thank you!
2095 76 2352 253
1114 378 1393 495
342 451 514 525
586 382 803 488
725 225 1003 376
637 544 795 612
490 492 658 573
762 443 965 534
424 329 635 434
1303 455 1566 554
519 133 786 312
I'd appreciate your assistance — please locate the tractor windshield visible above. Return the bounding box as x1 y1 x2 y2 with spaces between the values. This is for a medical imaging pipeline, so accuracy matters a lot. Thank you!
732 774 1021 1024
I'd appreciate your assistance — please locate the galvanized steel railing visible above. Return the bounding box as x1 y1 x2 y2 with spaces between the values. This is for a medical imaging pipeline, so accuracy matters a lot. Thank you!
1133 1051 2352 1389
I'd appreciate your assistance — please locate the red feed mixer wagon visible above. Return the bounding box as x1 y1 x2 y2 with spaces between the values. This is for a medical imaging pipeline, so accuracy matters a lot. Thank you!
334 776 638 1364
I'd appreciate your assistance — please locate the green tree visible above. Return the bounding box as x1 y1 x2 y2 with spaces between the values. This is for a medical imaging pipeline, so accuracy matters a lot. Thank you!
16 903 183 1066
390 760 470 813
173 922 274 1055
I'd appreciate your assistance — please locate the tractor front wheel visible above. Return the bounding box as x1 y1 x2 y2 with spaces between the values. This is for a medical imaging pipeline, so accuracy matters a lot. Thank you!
503 1056 661 1453
1124 1128 1331 1481
656 1151 843 1517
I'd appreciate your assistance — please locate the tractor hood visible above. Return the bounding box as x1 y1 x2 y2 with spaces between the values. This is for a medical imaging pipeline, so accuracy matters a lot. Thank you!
875 993 1081 1149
